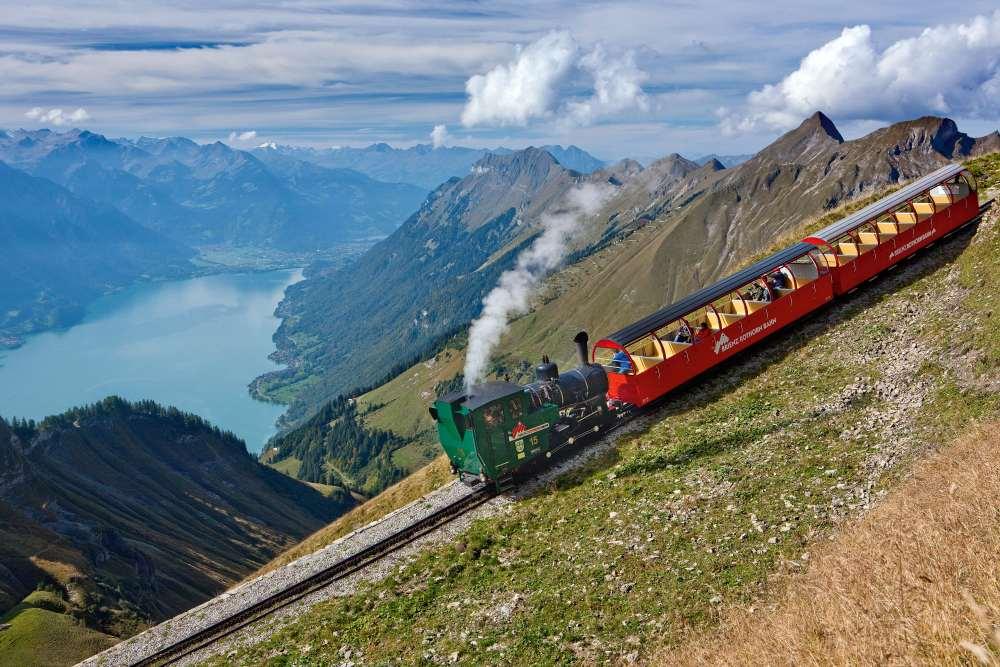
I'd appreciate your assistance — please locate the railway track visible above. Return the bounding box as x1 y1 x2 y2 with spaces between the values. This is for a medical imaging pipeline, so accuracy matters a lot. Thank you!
128 197 995 667
133 485 496 666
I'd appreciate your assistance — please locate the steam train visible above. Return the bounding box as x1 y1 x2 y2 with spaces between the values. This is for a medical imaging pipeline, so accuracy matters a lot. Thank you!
430 164 982 486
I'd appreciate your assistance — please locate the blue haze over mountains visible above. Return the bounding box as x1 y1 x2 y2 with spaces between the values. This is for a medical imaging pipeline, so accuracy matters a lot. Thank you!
0 128 607 345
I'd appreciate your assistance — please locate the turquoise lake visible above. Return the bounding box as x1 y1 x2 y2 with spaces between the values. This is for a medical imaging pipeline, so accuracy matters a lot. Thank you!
0 269 302 453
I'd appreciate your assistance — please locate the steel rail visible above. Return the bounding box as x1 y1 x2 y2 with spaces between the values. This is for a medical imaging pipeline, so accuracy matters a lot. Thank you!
133 485 496 666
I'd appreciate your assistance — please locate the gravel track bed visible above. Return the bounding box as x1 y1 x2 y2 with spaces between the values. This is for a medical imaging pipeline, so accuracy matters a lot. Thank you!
79 478 476 666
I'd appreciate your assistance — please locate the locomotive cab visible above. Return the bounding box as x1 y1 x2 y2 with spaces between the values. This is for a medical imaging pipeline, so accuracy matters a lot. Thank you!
430 381 558 484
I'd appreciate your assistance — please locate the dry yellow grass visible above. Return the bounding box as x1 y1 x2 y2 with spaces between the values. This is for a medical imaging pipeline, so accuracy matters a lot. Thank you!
249 456 453 578
658 420 1000 666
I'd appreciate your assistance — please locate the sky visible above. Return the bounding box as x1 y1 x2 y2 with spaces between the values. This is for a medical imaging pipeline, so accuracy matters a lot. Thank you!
1 1 999 160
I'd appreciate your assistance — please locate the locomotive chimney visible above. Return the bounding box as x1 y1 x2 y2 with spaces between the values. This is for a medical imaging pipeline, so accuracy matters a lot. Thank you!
574 331 590 366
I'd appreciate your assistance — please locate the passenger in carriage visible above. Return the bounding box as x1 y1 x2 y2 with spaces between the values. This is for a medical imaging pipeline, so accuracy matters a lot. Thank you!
673 322 692 343
764 276 779 300
770 270 790 290
611 349 633 374
746 282 768 302
693 322 712 344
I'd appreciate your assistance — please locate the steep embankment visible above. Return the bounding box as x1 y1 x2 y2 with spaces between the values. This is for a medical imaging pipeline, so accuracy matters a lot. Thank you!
0 398 349 665
228 152 999 665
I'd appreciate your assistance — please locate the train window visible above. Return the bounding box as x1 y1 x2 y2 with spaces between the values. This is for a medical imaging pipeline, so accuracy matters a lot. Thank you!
655 320 691 344
625 335 664 373
482 404 504 427
766 270 794 298
594 346 628 374
786 255 819 287
709 294 744 330
682 306 713 338
508 398 523 421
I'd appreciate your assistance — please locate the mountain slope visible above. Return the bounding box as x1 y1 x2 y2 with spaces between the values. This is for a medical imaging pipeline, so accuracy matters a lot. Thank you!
220 151 1000 666
0 397 351 646
0 162 194 345
256 147 604 420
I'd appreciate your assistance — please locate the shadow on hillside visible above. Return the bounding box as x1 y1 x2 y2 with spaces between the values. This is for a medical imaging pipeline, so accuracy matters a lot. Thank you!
524 220 982 497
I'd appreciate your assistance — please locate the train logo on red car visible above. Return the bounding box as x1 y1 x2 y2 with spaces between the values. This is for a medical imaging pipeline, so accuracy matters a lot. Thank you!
511 422 526 438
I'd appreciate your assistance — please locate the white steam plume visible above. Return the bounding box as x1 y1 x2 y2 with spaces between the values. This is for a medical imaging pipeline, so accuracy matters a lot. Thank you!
463 182 613 391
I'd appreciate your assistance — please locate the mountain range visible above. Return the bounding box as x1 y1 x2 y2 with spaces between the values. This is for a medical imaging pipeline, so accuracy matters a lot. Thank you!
0 163 194 345
258 113 999 493
0 398 349 663
0 129 426 250
252 142 607 190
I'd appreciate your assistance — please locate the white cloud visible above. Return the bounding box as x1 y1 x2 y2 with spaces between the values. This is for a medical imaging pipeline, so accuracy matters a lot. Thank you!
461 30 577 127
227 130 258 144
430 124 449 148
565 44 648 126
460 31 649 129
24 107 91 126
723 11 1000 134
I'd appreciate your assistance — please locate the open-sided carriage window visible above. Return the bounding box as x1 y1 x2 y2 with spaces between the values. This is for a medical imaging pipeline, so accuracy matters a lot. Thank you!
708 293 744 330
786 254 819 287
933 172 975 204
684 306 713 336
807 248 830 274
733 279 772 312
766 269 795 298
593 346 623 373
655 319 694 357
625 334 664 373
891 202 919 230
874 211 899 236
854 221 884 249
911 191 938 217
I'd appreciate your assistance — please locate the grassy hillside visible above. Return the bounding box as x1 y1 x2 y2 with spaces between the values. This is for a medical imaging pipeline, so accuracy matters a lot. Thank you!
222 153 999 665
0 397 351 665
661 419 1000 665
0 590 115 667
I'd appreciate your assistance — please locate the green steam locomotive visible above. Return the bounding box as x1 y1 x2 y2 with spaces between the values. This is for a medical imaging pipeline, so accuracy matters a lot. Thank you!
429 333 615 485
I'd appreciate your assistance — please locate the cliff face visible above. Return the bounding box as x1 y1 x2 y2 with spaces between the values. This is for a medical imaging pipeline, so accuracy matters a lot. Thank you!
0 398 349 635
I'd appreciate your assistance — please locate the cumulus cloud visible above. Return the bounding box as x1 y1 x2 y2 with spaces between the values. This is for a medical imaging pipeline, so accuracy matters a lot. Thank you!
227 130 258 144
461 30 577 127
24 107 91 126
430 124 449 148
566 44 648 126
460 31 648 128
722 11 1000 134
463 182 614 390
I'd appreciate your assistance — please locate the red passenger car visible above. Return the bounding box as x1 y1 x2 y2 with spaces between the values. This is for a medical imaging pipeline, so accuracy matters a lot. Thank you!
593 242 835 407
805 164 979 293
593 163 980 409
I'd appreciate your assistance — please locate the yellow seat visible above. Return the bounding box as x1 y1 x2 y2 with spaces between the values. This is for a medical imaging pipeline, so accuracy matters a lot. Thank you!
631 355 663 373
894 211 918 225
660 340 692 356
859 231 894 245
913 202 936 216
818 253 840 268
877 221 898 234
838 242 860 256
732 300 769 315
